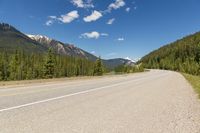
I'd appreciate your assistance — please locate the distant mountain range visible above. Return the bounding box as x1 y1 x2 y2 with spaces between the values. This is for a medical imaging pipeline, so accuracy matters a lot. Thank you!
0 23 135 69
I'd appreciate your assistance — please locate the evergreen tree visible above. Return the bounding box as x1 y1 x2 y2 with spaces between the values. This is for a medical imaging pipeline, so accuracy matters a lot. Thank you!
114 64 144 73
93 57 103 76
2 52 9 80
9 50 19 80
141 32 200 76
43 48 55 78
0 49 98 81
0 54 3 80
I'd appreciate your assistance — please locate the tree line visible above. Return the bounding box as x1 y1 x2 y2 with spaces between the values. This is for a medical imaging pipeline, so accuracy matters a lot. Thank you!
0 49 104 81
114 64 144 74
141 32 200 76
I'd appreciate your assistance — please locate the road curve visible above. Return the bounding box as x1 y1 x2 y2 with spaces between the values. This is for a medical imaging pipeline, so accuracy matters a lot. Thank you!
0 70 200 133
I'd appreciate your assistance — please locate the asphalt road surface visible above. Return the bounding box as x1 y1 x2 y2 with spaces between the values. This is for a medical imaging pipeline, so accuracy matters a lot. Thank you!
0 70 200 133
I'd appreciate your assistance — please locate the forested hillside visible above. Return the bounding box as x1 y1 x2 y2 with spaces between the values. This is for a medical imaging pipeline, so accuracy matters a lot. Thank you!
0 23 104 81
0 23 134 69
0 23 140 81
0 23 46 53
141 32 200 75
0 49 105 81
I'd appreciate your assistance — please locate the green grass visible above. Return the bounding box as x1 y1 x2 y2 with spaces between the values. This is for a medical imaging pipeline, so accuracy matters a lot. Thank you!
182 73 200 98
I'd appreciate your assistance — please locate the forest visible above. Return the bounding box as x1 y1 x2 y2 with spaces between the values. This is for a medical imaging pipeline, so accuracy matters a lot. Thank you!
114 64 144 74
0 23 144 81
0 48 142 81
141 32 200 76
0 49 105 81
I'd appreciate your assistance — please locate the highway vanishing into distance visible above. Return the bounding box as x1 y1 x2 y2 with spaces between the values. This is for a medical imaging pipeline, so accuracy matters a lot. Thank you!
0 70 200 133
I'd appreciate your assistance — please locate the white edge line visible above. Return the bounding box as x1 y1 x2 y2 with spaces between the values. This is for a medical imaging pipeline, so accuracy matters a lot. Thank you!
0 80 134 113
0 73 168 113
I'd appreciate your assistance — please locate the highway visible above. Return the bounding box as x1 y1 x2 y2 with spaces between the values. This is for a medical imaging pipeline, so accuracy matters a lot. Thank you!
0 70 200 133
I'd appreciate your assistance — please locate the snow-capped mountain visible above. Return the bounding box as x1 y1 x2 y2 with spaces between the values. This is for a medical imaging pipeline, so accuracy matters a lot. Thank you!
0 23 135 69
27 34 136 68
125 57 135 62
124 57 136 66
27 34 97 61
27 34 52 44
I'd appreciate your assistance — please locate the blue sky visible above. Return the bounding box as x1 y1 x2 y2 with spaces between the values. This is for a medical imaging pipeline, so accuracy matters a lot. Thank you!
0 0 200 60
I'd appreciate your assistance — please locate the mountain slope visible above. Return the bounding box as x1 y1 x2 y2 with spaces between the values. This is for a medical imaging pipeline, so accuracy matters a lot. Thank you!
27 34 97 61
141 32 200 75
27 34 135 68
0 23 46 53
103 58 135 69
0 23 133 69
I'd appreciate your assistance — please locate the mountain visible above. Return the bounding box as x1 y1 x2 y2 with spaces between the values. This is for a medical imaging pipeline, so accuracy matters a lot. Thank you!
27 34 97 61
103 58 135 69
27 34 135 69
141 32 200 75
0 23 133 69
0 23 46 53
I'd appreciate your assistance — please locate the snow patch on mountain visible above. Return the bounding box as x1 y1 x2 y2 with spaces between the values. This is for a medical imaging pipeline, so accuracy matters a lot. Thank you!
125 57 136 63
27 34 52 44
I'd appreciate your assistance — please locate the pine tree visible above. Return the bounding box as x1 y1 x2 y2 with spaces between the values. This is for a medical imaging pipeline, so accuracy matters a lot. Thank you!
93 57 103 76
0 48 98 81
0 54 3 80
2 52 9 80
43 48 55 78
9 50 19 80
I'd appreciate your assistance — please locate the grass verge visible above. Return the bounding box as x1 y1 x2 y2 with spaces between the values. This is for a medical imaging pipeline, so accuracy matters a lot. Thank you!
182 73 200 98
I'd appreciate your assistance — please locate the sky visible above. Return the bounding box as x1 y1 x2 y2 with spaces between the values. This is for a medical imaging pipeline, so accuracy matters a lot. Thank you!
0 0 200 60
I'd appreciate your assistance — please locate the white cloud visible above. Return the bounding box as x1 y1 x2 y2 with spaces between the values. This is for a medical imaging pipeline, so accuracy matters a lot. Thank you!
108 0 125 11
117 37 125 41
45 16 58 26
45 20 53 26
71 0 84 7
80 31 108 39
58 10 79 23
49 16 57 19
101 33 109 36
126 7 131 12
83 10 102 22
81 31 100 39
71 0 94 8
45 11 79 26
107 18 115 25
